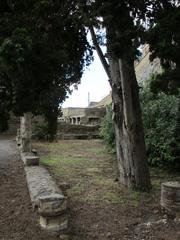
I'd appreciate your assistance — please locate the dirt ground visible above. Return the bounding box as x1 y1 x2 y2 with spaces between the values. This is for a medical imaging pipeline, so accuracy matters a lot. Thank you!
35 139 180 240
0 137 179 240
0 137 59 240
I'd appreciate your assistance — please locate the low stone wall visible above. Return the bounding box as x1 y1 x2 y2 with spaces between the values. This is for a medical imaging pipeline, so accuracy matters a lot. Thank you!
57 122 100 139
18 142 69 236
2 115 100 140
24 165 69 235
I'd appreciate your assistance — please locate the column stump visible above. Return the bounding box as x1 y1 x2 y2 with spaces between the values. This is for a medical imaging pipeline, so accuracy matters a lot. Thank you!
161 181 180 217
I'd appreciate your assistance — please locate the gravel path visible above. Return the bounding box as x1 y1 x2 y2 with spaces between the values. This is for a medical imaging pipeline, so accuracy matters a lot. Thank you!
0 137 17 174
0 136 59 240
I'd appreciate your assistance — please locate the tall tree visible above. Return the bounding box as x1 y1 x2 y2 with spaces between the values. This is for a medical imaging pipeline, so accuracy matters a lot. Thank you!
89 0 179 191
84 0 179 191
81 0 153 191
0 0 92 139
145 1 180 169
146 1 180 94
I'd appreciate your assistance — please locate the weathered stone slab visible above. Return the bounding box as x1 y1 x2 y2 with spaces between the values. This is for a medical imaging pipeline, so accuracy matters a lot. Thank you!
24 163 68 235
38 194 67 216
24 166 63 209
21 152 39 166
39 214 68 232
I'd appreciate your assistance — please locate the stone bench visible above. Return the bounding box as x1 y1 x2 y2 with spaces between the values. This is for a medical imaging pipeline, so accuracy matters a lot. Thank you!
24 166 68 235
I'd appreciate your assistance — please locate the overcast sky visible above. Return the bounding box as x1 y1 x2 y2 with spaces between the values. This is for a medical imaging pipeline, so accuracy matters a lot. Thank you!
62 50 111 108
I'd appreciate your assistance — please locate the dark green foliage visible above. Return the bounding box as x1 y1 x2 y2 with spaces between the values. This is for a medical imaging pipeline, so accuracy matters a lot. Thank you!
146 2 180 94
150 69 180 95
100 104 115 151
43 105 58 141
141 2 180 168
33 122 49 140
0 71 12 132
87 0 164 61
140 83 179 168
0 107 9 132
100 84 179 168
0 0 93 138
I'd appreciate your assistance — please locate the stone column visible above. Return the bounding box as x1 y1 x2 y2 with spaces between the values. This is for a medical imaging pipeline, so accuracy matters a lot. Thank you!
161 182 180 218
75 118 78 125
20 112 32 152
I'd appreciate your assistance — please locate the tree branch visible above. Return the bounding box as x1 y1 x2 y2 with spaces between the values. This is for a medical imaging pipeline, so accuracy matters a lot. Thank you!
89 25 111 79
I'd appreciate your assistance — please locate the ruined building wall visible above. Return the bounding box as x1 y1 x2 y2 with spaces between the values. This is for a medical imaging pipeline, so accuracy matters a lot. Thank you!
135 44 162 83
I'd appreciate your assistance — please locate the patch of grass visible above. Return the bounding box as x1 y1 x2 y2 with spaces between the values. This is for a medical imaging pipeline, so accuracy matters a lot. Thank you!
37 140 179 207
127 190 146 202
68 184 83 197
103 191 125 204
152 179 162 190
87 147 105 154
150 167 169 179
40 156 58 165
40 156 89 166
92 176 114 188
40 151 146 205
150 167 180 191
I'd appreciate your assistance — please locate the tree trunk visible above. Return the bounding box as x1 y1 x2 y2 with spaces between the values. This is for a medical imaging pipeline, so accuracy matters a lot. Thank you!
90 25 151 191
20 112 32 152
109 56 151 191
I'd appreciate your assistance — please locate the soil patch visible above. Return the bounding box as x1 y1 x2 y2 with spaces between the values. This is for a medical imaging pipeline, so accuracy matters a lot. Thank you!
0 138 59 240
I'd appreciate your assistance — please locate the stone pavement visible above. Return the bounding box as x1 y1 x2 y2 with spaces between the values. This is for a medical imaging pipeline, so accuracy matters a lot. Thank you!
0 136 17 175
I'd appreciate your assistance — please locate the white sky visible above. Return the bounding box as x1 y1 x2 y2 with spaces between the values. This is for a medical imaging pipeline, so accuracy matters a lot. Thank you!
62 50 111 108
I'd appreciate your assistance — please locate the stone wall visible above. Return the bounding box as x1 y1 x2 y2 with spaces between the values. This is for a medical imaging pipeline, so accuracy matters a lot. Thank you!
62 107 86 117
1 116 100 140
62 106 106 125
135 45 162 83
57 122 100 139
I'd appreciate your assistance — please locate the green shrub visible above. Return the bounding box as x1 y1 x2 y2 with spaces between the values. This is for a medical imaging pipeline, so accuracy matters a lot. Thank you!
140 85 179 168
100 85 179 168
100 104 115 151
33 122 49 140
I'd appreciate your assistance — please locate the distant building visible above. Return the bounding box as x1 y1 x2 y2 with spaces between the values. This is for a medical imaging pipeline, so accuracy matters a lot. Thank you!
61 45 162 126
135 44 162 83
60 90 113 126
60 106 106 126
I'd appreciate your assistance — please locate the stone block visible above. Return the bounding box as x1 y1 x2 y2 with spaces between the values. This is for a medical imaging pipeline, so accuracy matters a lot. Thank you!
24 165 68 233
24 166 63 209
38 194 67 216
21 152 39 166
39 214 68 232
161 181 180 217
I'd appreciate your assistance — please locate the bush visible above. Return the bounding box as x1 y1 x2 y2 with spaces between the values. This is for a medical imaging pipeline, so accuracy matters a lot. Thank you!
33 122 49 140
140 85 179 168
100 85 179 168
100 104 115 151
